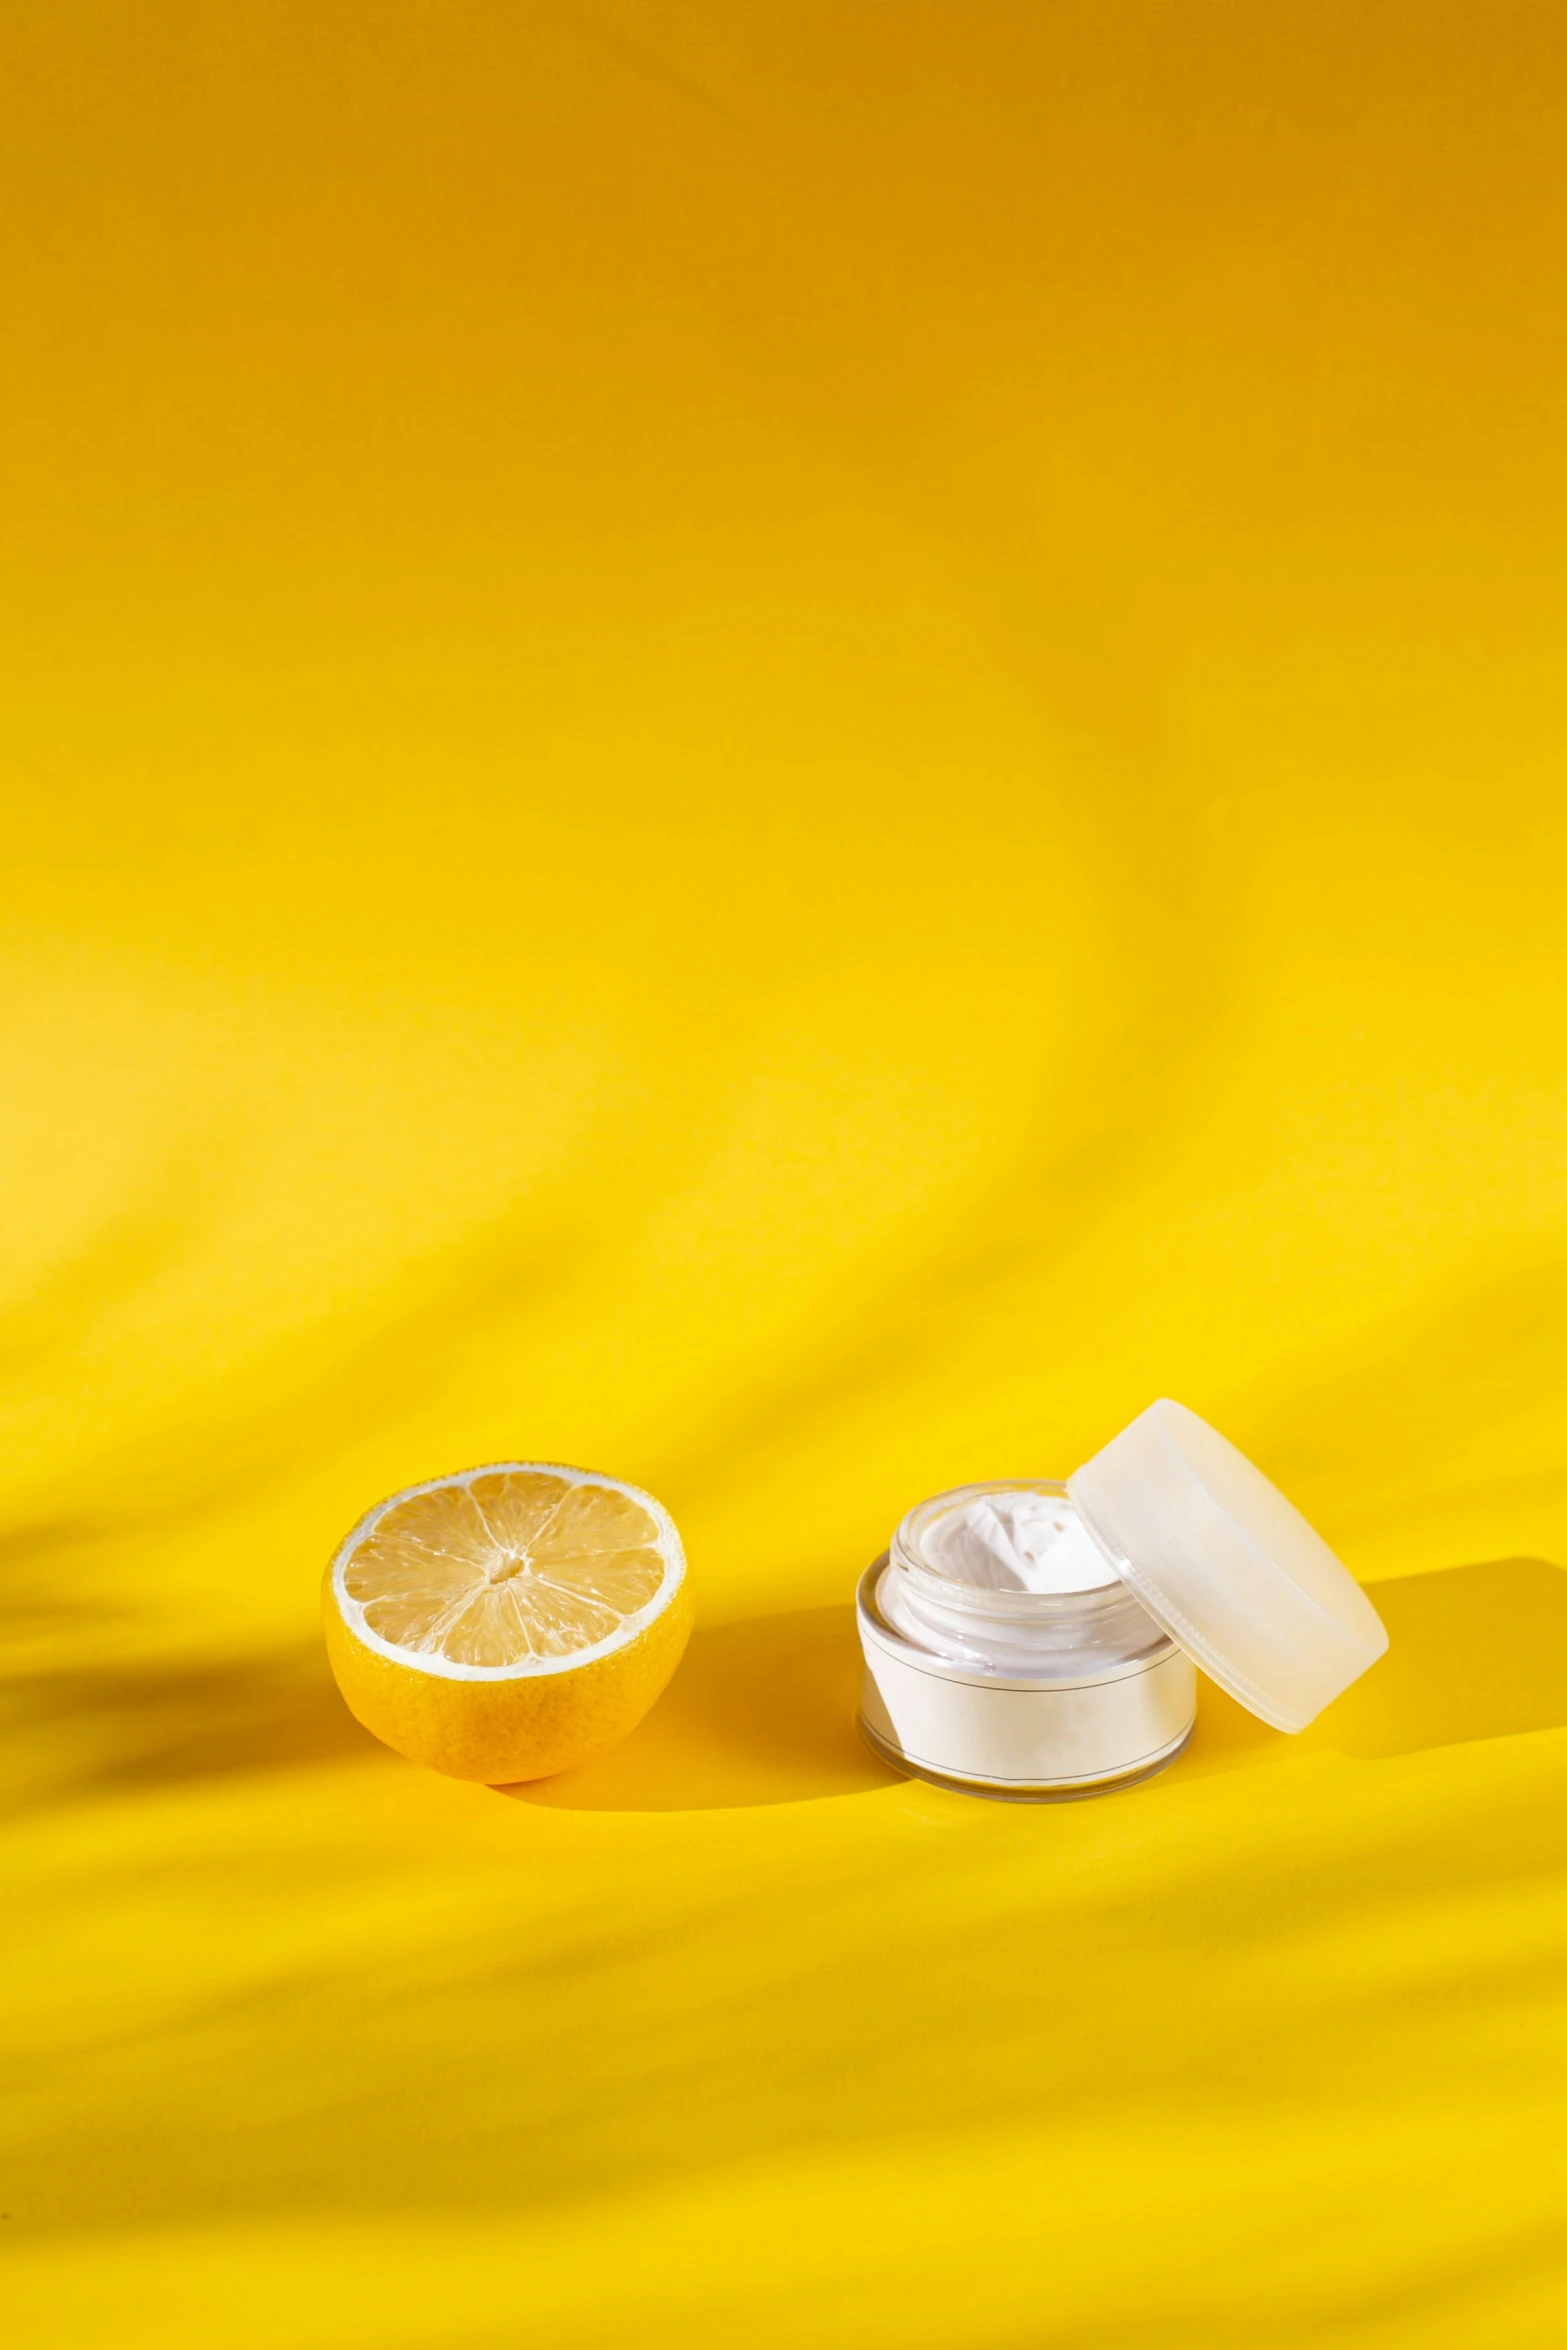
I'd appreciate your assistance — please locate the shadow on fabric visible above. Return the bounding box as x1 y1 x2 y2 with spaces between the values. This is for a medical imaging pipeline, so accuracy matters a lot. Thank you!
1172 1556 1567 1782
0 1639 381 1815
504 1603 900 1811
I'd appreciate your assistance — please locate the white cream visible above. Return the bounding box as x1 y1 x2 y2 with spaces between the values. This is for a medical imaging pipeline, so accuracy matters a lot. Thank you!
918 1490 1118 1594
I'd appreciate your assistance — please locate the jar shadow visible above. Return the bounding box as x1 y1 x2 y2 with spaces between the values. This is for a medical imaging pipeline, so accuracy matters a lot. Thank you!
499 1556 1567 1813
497 1603 902 1812
1170 1556 1567 1783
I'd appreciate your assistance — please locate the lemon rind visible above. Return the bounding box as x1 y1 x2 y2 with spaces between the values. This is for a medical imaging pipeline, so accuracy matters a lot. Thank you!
328 1459 686 1683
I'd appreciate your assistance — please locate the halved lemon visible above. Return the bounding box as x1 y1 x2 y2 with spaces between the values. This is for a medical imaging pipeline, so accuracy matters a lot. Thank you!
322 1461 692 1783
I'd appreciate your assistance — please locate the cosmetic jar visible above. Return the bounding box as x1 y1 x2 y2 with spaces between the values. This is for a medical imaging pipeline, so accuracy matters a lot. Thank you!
857 1398 1390 1800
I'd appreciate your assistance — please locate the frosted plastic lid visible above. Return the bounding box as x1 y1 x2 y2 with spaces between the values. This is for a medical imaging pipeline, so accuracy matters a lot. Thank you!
1066 1400 1388 1733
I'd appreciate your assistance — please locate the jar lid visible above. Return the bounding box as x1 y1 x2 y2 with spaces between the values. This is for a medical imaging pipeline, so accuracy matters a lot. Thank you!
1066 1400 1388 1732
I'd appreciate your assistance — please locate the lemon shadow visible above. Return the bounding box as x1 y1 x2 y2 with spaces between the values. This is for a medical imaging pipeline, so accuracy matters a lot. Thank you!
1171 1556 1567 1784
500 1603 900 1812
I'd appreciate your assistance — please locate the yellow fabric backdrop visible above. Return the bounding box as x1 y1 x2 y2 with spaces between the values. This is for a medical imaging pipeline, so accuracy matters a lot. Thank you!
5 5 1567 2342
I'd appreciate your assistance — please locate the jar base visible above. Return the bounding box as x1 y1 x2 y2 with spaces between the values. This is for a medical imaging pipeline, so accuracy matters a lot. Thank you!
858 1713 1193 1803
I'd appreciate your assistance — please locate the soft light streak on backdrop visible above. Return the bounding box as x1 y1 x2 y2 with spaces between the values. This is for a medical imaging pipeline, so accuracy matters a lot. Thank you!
3 4 1567 2344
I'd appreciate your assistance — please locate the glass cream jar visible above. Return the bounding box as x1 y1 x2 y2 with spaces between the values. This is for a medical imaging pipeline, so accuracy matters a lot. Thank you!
859 1481 1196 1798
857 1401 1391 1802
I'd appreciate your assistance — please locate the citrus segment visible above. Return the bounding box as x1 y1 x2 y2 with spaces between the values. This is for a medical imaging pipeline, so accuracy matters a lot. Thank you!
344 1469 666 1667
323 1462 691 1783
